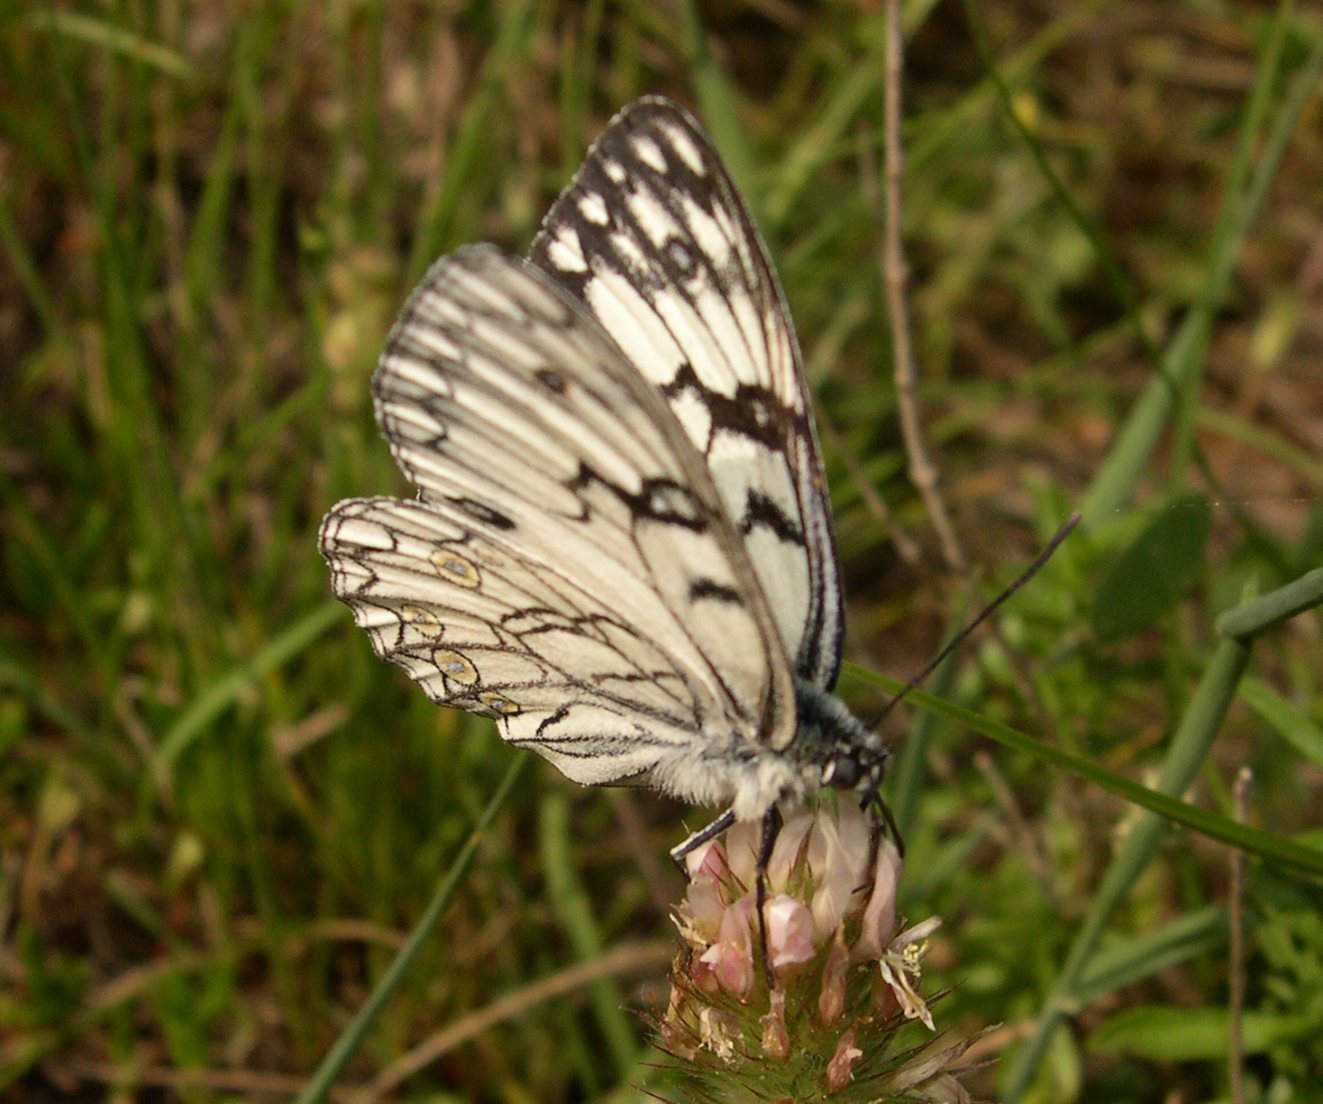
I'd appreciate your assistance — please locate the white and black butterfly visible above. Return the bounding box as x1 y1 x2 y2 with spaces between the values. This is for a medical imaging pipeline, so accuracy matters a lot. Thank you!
319 97 889 863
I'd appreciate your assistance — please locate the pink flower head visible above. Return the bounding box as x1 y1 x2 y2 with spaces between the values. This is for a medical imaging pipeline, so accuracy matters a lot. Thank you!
666 801 961 1095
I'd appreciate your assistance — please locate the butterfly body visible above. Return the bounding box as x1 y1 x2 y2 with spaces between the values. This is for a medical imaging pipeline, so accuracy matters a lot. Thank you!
628 677 888 822
320 97 886 836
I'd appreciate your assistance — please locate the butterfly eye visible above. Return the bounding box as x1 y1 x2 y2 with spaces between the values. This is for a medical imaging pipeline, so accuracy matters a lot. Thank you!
434 649 479 686
479 692 520 716
430 550 481 588
401 605 443 637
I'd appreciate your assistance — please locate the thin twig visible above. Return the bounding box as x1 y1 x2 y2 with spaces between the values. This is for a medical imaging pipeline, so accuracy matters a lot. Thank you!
351 940 672 1103
295 757 528 1104
1229 767 1251 1104
57 1059 331 1101
882 0 967 572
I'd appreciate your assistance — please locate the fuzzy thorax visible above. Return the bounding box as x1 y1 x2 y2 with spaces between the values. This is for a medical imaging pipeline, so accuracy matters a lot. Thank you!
649 679 889 822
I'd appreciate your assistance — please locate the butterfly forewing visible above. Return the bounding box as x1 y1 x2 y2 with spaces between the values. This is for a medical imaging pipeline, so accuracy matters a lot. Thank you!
530 97 844 690
320 246 798 793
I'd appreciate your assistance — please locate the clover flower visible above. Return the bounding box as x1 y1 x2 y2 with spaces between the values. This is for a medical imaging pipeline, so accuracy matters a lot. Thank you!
660 801 976 1102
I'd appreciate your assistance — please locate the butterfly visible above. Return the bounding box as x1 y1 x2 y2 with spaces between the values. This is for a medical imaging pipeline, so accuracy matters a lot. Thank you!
319 96 889 866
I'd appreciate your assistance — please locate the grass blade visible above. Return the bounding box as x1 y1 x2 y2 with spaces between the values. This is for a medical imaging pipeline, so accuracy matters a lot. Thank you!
1216 568 1323 640
1080 20 1323 526
294 755 528 1104
999 628 1258 1098
151 603 344 785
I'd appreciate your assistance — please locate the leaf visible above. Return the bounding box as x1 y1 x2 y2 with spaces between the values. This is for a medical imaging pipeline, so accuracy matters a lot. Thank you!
1091 1004 1315 1060
1240 677 1323 770
1091 493 1211 640
1075 907 1228 1000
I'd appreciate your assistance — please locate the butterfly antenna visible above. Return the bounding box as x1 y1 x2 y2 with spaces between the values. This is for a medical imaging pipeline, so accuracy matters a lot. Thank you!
865 512 1081 729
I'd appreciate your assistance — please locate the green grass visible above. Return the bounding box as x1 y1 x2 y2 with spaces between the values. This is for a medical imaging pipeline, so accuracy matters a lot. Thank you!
3 1 1322 1101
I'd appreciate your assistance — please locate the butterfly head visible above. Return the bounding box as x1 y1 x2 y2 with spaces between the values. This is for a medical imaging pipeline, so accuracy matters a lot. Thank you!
819 740 889 796
793 679 891 802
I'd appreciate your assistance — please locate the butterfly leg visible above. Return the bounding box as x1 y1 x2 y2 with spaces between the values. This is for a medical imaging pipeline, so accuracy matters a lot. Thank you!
859 791 904 861
754 804 783 988
669 806 737 873
851 794 905 907
878 795 904 858
671 805 784 988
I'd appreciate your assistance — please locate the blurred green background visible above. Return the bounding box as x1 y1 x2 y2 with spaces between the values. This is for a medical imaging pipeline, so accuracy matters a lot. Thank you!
3 1 1322 1101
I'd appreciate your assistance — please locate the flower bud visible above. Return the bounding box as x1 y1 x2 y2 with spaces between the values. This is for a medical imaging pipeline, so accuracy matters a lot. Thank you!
818 941 848 1025
825 1027 862 1091
760 988 789 1059
765 811 814 890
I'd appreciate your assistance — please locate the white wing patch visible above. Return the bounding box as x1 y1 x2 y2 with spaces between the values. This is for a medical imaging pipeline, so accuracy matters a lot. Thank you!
529 97 844 689
664 122 706 176
631 134 668 172
578 194 610 226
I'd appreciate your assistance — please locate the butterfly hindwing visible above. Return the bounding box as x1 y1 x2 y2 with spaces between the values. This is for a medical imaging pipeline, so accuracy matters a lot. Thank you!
321 497 746 788
530 97 844 690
